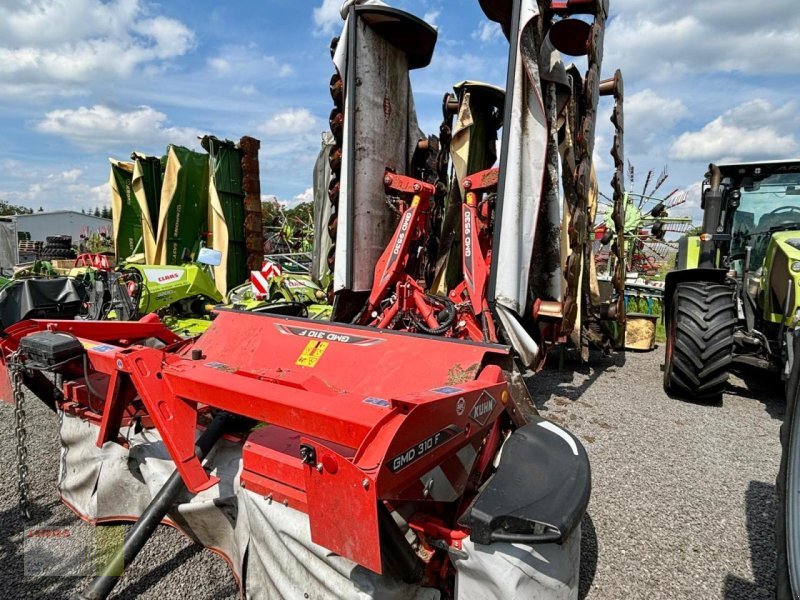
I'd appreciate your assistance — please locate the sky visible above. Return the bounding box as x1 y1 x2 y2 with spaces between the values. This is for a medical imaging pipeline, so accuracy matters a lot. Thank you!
0 0 798 225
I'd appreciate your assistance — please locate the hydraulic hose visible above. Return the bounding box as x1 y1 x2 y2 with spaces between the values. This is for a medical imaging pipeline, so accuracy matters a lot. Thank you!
75 412 229 600
411 295 456 335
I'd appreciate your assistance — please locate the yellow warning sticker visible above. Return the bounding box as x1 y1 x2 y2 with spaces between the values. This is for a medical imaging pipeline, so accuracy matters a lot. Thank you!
295 340 329 367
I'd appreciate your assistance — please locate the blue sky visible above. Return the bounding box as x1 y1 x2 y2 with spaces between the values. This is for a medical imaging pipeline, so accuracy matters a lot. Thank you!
1 0 798 225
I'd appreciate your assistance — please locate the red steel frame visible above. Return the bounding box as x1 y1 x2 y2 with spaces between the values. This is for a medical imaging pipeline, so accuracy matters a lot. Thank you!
449 168 499 342
0 310 519 574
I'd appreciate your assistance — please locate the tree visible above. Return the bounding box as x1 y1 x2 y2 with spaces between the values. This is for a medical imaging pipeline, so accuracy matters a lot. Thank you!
100 206 110 219
81 208 86 214
93 207 101 217
37 206 44 212
0 199 33 216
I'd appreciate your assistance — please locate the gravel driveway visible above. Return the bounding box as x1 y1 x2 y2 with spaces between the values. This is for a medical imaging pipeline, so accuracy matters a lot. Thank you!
0 348 782 599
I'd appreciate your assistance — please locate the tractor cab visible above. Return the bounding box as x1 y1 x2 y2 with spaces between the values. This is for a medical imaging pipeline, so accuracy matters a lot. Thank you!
722 161 800 274
713 161 800 330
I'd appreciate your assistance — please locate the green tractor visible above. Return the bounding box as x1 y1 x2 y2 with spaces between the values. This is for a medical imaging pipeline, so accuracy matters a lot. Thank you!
663 160 800 401
660 160 800 598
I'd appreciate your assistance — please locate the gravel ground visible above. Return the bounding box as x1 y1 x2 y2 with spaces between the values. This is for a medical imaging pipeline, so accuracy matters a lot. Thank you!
532 349 783 600
0 348 783 599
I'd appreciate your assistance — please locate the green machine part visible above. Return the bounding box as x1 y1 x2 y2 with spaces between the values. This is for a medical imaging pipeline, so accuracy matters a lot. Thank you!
157 145 210 265
127 264 222 314
675 235 701 270
110 161 143 262
760 231 800 325
133 154 165 228
202 136 248 294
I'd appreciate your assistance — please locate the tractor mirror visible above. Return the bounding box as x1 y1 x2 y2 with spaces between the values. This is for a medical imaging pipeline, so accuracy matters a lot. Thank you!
197 247 223 266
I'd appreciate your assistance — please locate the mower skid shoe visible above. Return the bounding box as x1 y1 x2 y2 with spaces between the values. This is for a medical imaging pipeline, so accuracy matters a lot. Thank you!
464 417 590 545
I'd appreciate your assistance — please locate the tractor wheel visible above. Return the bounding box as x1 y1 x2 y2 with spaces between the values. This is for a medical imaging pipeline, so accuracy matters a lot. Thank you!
778 333 800 599
663 281 735 401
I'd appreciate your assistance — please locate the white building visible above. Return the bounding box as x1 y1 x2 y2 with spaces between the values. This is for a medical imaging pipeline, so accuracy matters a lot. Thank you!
0 211 112 271
12 211 112 243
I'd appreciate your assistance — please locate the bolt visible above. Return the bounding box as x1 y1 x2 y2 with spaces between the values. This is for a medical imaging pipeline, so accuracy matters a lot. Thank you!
413 183 421 192
362 478 370 490
283 499 289 507
266 494 273 504
316 463 324 473
116 359 123 369
464 179 472 190
384 175 393 186
191 348 202 361
423 479 433 498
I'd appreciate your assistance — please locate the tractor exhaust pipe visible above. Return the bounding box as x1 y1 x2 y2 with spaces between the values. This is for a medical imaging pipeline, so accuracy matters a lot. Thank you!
75 413 229 600
699 163 723 268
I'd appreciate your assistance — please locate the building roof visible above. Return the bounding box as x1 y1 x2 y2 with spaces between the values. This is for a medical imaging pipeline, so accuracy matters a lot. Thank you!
12 210 111 222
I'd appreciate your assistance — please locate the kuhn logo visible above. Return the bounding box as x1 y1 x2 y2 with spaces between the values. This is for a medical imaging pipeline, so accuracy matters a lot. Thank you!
470 391 496 426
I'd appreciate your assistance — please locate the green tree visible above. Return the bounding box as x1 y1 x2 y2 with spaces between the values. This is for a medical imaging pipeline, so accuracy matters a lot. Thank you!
93 207 101 217
100 206 110 219
37 206 44 212
0 199 33 216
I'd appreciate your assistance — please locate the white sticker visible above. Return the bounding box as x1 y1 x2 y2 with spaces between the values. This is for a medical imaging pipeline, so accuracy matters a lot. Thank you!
143 268 184 284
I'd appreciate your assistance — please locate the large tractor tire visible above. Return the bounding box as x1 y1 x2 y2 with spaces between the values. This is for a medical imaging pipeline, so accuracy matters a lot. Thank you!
778 333 800 599
663 281 735 401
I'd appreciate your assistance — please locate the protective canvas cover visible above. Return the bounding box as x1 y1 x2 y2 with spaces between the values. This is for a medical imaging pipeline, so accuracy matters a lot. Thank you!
333 2 424 292
492 0 548 315
110 159 143 261
488 0 551 366
0 220 17 273
57 412 579 599
204 136 247 296
155 145 210 265
131 154 164 264
0 278 85 328
432 82 502 295
311 132 336 283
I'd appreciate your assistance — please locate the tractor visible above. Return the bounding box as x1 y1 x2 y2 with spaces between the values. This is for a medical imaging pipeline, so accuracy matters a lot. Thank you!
663 160 800 401
660 160 800 599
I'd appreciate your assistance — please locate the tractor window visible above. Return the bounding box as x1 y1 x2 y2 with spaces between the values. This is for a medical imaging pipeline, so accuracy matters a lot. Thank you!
733 172 800 268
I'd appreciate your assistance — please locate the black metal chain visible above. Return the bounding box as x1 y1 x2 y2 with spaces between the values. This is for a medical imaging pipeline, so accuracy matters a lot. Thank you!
10 353 31 520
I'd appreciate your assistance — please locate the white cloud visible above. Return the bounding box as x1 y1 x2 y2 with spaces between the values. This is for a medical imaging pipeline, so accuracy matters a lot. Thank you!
234 84 258 96
625 89 689 148
313 0 343 36
1 168 109 212
35 104 203 151
0 0 194 98
472 20 503 43
670 99 799 162
207 57 231 74
290 187 314 206
206 45 293 79
605 1 800 82
259 108 318 136
423 10 441 29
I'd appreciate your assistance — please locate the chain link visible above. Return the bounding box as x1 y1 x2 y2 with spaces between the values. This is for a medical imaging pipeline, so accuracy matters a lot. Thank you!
10 353 31 520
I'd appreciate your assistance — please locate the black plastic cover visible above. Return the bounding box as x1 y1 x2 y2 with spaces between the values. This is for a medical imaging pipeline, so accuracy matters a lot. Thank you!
463 416 591 545
355 5 437 70
0 278 86 329
19 331 84 368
